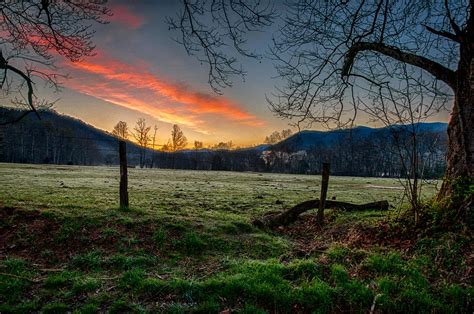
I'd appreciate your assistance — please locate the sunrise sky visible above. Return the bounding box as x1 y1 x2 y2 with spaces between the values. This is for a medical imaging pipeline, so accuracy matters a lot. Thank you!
37 0 450 147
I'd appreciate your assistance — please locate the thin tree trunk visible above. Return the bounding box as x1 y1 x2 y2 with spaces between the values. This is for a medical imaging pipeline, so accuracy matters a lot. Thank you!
411 130 419 224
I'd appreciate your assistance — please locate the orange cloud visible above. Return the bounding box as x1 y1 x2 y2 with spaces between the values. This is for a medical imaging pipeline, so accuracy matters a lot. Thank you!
63 52 264 130
109 4 144 29
64 75 205 128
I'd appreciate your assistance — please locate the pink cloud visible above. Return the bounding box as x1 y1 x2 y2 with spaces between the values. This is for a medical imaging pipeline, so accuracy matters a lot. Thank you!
62 51 264 132
109 4 144 29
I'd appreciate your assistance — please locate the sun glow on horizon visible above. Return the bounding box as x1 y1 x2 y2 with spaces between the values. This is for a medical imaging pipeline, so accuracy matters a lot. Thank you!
62 50 264 137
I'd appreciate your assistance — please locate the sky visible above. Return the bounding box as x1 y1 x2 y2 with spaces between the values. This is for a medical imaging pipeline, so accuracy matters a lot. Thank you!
36 0 450 148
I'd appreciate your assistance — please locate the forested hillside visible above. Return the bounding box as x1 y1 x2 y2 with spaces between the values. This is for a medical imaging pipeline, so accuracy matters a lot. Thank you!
0 108 447 178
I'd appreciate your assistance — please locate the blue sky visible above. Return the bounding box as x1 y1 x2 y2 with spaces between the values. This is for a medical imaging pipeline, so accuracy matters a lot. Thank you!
41 0 450 147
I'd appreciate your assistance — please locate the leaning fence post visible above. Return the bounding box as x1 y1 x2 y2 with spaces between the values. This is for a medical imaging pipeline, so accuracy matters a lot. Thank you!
119 140 129 209
316 162 330 223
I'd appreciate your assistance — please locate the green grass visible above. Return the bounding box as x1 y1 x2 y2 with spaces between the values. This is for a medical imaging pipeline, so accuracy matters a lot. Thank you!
0 163 470 313
0 163 439 219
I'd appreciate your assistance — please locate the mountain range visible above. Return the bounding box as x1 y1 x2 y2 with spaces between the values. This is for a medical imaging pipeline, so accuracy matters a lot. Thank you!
0 108 448 177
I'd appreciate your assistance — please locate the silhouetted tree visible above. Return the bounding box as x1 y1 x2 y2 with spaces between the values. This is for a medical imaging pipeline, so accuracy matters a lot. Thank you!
161 140 172 152
171 124 187 151
264 131 282 145
112 121 129 140
167 1 276 93
0 1 110 124
172 0 472 216
152 125 159 150
281 129 293 140
264 129 293 144
150 125 159 168
194 141 204 150
133 118 151 168
213 141 233 150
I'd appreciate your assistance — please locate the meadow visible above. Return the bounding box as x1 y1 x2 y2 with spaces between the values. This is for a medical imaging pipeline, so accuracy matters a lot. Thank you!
0 163 471 313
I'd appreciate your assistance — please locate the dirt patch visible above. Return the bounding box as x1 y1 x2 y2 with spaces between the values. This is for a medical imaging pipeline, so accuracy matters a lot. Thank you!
0 206 164 265
274 212 415 256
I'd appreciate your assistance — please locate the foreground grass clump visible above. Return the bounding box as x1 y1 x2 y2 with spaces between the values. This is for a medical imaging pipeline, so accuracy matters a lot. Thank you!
1 237 472 313
3 255 468 313
0 164 471 312
132 256 470 313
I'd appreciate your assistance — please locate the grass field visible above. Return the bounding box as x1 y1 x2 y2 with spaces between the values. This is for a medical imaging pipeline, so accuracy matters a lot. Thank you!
0 163 471 313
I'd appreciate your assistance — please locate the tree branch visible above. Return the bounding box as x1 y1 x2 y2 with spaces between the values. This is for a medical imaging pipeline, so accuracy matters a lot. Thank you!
0 51 40 121
444 0 462 36
341 42 456 90
424 25 460 43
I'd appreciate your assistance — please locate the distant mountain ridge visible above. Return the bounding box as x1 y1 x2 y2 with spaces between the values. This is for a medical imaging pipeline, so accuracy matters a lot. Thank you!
0 108 146 165
0 108 447 177
0 107 448 152
274 122 448 152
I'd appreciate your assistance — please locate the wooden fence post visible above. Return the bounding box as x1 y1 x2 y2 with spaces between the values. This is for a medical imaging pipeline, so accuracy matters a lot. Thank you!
119 140 129 209
0 125 4 160
316 162 330 223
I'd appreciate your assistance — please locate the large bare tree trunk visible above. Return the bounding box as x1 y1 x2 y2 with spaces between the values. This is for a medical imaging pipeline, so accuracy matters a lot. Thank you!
438 16 474 212
438 14 474 218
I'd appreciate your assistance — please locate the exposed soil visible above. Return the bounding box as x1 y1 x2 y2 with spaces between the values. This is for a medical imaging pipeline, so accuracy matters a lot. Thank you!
273 211 473 286
2 205 472 286
0 206 426 264
273 212 414 257
0 206 164 266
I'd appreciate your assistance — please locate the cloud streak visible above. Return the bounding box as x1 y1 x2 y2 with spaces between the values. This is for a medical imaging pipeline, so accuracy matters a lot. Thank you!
109 4 144 29
63 51 263 132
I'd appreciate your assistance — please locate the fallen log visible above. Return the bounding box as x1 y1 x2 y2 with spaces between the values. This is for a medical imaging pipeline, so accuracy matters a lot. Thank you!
252 200 389 229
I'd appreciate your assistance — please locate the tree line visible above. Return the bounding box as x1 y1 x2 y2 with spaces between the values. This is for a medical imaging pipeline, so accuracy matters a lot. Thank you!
0 109 446 179
111 118 271 168
0 109 102 165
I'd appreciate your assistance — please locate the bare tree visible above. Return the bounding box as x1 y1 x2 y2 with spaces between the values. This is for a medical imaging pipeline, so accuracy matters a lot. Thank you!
150 124 159 168
161 140 172 152
171 124 187 151
381 77 448 222
194 140 203 150
0 1 110 125
173 1 473 217
152 125 159 150
264 131 282 145
270 0 472 216
112 121 129 140
167 0 276 93
281 129 293 140
133 118 151 168
264 129 293 144
213 141 233 150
